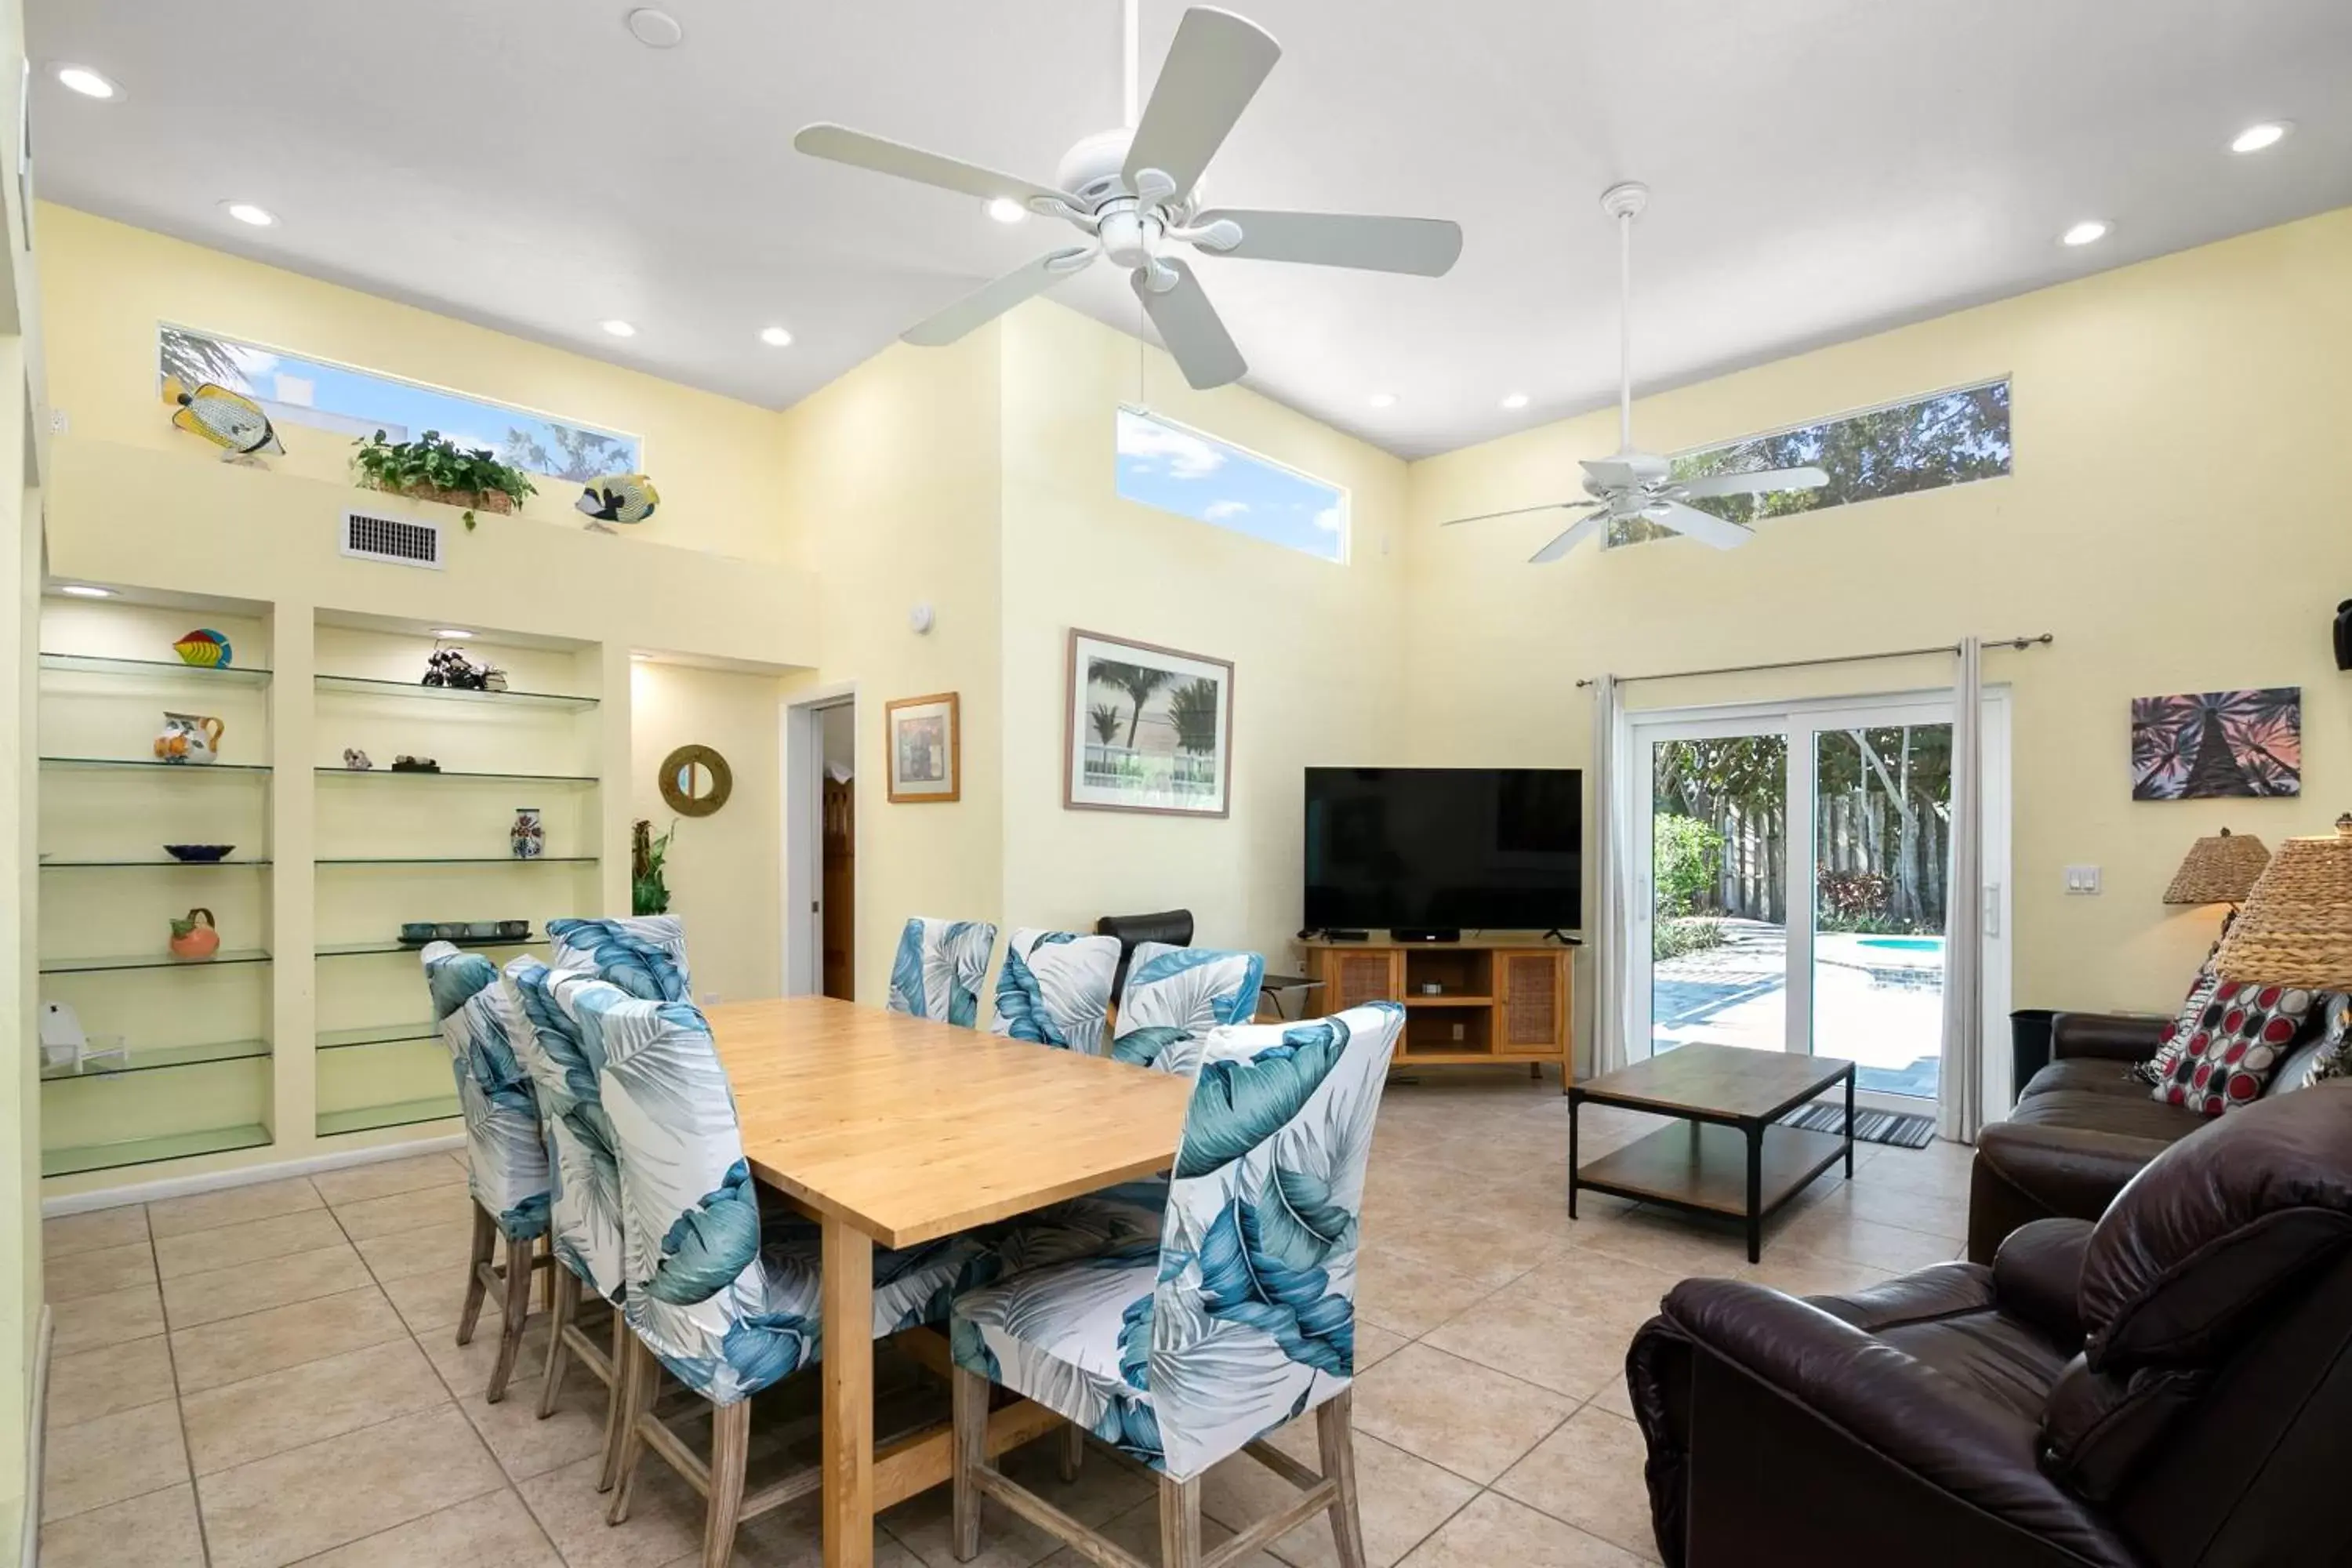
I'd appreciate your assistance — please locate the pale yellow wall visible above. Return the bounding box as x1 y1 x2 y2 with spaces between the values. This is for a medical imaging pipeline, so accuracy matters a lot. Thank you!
997 303 1410 967
38 203 792 562
771 332 1006 1004
1406 204 2352 1022
628 659 785 1003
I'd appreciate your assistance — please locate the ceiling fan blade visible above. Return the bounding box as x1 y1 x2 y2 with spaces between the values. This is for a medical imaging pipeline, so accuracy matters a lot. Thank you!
1530 513 1606 564
1441 499 1595 528
1132 258 1247 389
1673 465 1830 500
1581 452 1670 490
903 249 1093 347
1192 209 1462 276
794 122 1070 208
1650 499 1755 550
1123 8 1281 201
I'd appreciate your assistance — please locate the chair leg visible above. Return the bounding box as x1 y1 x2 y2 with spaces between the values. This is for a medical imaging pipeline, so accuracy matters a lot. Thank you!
951 1364 988 1563
606 1333 659 1525
537 1265 579 1420
702 1399 750 1568
595 1308 629 1494
485 1229 535 1404
1317 1390 1368 1568
1057 1420 1085 1483
456 1201 495 1346
1158 1473 1202 1568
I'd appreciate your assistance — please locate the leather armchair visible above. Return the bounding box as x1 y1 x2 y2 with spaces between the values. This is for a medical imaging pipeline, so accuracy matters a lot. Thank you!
1628 1083 2352 1568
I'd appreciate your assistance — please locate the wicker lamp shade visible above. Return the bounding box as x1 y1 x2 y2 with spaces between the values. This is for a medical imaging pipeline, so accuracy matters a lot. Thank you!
2212 815 2352 987
2162 828 2270 906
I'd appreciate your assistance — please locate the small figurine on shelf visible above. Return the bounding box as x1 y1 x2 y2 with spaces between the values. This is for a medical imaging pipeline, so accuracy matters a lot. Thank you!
391 754 441 773
510 806 544 860
422 644 490 690
482 666 510 692
169 907 221 961
173 628 234 668
343 748 374 771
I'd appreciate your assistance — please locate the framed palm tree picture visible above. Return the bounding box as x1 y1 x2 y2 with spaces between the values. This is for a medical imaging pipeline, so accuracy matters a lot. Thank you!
2130 688 2300 800
1065 630 1234 817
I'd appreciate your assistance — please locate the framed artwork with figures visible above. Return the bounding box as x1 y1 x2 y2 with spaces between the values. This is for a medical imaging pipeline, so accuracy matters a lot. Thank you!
1065 628 1233 817
886 691 960 804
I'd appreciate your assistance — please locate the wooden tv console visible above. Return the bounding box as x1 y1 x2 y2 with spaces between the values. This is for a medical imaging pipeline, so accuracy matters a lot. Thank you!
1300 938 1574 1090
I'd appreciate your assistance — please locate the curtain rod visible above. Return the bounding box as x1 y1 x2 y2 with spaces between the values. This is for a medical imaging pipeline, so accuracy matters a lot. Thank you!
1573 633 2053 689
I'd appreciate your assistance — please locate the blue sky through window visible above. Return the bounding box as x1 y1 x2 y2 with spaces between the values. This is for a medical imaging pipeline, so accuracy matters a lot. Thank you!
1115 408 1347 563
158 325 641 483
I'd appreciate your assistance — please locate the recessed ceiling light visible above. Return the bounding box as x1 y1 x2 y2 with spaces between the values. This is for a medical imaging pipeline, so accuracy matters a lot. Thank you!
2230 121 2290 154
601 319 637 338
2060 220 2110 247
1367 392 1398 409
759 325 794 347
222 201 278 227
1501 392 1530 411
57 584 114 598
625 8 684 47
56 64 119 100
985 198 1027 225
430 627 474 640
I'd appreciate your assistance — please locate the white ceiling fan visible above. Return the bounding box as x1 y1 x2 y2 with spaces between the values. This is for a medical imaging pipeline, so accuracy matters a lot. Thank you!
792 2 1463 391
1445 183 1828 561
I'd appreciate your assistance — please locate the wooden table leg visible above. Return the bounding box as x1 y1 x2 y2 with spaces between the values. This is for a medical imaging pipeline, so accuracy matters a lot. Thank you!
822 1214 875 1568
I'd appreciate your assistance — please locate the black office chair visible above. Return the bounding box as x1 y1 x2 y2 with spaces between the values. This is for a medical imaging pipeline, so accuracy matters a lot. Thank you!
1094 909 1194 998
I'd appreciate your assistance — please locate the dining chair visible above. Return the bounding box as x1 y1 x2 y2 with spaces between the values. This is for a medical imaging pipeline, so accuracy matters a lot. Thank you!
949 1002 1406 1568
549 914 694 1001
887 916 999 1027
571 973 984 1568
422 942 553 1404
1109 942 1267 1076
991 928 1122 1054
501 954 634 1489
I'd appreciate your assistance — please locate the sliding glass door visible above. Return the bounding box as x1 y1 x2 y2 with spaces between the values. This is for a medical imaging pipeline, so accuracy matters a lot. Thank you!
1628 691 2007 1113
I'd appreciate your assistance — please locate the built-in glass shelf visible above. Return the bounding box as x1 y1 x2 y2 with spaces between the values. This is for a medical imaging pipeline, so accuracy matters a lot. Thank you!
314 767 597 786
39 652 274 686
40 949 273 975
314 672 597 711
40 1039 272 1083
43 1123 274 1178
317 1022 437 1051
315 856 595 866
40 858 273 869
317 935 542 958
318 1097 461 1138
42 756 273 775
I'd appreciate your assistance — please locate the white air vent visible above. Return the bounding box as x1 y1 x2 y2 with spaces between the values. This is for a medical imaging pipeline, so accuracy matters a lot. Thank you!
341 509 444 570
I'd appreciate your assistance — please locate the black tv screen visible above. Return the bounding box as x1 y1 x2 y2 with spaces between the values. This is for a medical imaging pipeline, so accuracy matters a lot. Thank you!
1305 768 1583 933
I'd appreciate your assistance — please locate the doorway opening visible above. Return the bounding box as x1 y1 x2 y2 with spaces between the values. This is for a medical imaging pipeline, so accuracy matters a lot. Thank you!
782 686 858 1000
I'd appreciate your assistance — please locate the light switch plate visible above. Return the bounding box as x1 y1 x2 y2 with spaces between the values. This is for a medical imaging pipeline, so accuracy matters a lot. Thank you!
2064 865 2102 895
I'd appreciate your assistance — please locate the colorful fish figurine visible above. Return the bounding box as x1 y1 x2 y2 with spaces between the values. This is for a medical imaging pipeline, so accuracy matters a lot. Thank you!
172 628 233 668
164 377 285 460
576 472 659 530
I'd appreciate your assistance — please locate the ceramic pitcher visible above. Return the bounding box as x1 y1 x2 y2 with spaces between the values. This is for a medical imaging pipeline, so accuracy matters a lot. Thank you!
169 907 220 960
154 711 226 765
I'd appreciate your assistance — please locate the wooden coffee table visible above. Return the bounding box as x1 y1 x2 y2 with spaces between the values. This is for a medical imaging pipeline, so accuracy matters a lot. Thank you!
1569 1043 1856 1262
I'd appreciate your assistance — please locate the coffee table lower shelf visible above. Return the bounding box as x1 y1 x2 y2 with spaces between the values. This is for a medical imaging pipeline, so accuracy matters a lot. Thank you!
1573 1122 1848 1261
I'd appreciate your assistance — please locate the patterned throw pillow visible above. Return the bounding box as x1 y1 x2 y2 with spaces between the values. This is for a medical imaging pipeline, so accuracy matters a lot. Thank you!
2154 981 2320 1114
2306 993 2352 1086
2139 964 2223 1089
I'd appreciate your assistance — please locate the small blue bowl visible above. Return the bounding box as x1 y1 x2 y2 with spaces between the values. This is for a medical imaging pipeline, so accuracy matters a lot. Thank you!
164 844 234 863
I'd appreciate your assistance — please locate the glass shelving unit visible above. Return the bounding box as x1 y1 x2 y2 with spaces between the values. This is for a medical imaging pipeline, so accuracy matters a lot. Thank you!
41 1039 272 1082
317 1022 437 1051
314 766 597 786
40 949 273 975
40 857 273 868
316 1097 461 1138
42 757 273 775
317 935 542 958
314 672 597 712
316 855 594 866
39 652 274 687
44 1124 274 1180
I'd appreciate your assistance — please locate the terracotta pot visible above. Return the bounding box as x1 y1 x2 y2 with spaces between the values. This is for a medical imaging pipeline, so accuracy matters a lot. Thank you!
169 906 220 961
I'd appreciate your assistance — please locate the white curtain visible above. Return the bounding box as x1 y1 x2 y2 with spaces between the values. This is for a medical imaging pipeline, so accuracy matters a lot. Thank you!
1939 637 1986 1142
1589 674 1633 1076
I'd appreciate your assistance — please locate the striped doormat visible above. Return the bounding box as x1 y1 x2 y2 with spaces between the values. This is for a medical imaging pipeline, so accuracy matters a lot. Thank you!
1780 1102 1937 1149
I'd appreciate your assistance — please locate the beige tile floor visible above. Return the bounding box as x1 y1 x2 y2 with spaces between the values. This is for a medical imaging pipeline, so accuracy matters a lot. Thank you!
37 1078 1975 1567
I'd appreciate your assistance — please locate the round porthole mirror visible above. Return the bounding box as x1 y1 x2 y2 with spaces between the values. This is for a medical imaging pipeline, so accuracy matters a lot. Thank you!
659 744 732 817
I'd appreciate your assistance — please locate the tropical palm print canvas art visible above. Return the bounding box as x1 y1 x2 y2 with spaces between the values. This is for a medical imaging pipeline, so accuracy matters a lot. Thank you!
2131 688 2300 800
1066 630 1233 817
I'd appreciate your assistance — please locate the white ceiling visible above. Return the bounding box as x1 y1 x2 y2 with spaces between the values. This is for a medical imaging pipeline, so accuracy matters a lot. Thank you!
27 1 2352 459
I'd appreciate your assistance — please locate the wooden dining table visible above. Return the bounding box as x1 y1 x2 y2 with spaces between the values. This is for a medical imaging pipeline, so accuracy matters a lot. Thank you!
706 995 1195 1568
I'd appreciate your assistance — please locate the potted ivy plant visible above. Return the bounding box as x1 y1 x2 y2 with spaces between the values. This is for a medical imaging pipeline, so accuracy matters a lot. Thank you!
350 430 536 530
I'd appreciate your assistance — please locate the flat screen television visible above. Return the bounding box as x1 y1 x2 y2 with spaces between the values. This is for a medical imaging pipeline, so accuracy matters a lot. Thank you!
1304 768 1583 935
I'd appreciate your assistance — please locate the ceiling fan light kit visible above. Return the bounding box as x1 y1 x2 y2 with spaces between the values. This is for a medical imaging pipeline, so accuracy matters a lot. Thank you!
792 4 1463 391
1440 180 1828 561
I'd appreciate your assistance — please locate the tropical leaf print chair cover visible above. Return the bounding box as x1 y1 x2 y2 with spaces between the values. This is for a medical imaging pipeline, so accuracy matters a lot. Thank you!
952 1001 1406 1479
565 974 978 1404
423 942 550 1241
887 916 999 1027
990 929 1121 1054
1109 941 1268 1078
502 956 626 1305
549 915 693 1003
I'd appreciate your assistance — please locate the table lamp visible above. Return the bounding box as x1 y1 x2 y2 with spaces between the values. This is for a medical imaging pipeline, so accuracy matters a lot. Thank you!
2162 827 2270 932
2212 816 2352 988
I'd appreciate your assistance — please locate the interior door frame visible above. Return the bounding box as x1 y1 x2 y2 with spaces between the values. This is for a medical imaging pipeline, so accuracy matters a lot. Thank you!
1621 684 2013 1118
779 683 858 998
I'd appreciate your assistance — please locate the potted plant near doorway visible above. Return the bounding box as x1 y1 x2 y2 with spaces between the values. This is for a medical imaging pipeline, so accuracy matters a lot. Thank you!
350 429 536 530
